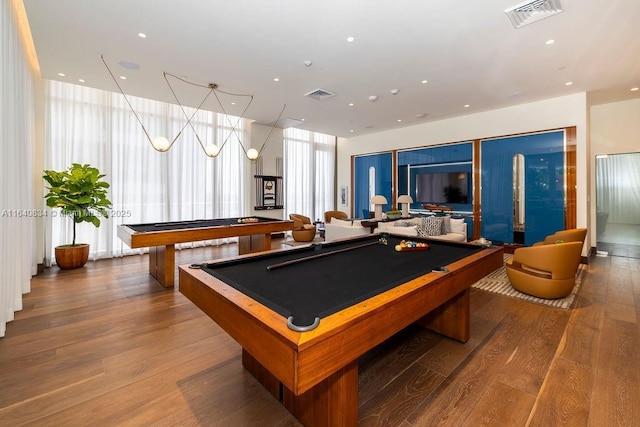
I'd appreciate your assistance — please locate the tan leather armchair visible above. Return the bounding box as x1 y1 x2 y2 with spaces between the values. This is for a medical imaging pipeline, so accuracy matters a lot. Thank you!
505 241 583 299
533 228 587 246
324 210 348 224
289 214 316 242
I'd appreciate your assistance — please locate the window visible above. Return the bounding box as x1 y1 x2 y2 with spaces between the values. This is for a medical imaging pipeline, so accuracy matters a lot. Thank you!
284 128 336 222
45 80 251 260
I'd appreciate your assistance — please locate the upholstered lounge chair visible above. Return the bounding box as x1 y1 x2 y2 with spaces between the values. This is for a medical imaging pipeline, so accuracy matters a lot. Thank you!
289 214 316 242
533 228 587 246
324 210 348 224
505 241 583 299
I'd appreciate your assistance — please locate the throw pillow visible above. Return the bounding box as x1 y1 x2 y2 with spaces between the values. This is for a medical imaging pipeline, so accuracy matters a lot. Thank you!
331 218 353 227
419 216 444 237
442 215 452 234
450 218 465 234
408 217 423 227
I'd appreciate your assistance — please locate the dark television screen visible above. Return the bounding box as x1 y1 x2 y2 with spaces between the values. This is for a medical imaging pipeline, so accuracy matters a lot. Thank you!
416 172 469 204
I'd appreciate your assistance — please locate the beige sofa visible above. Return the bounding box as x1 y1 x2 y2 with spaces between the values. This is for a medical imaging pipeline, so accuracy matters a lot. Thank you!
324 218 372 242
375 216 467 242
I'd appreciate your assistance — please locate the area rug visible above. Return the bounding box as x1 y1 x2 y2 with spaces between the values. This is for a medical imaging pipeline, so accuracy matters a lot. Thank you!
471 255 587 309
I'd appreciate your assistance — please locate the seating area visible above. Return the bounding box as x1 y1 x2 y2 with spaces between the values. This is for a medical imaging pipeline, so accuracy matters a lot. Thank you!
375 216 467 242
505 228 587 299
323 214 468 243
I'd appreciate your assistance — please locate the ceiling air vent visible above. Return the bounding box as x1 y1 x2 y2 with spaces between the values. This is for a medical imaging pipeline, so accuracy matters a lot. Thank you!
505 0 564 29
304 88 335 101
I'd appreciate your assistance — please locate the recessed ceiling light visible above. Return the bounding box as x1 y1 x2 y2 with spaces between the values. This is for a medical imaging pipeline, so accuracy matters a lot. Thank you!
416 113 427 118
57 72 65 77
464 104 470 108
397 119 402 122
546 39 555 45
390 89 399 95
78 79 85 83
350 129 354 133
119 76 127 80
421 80 428 84
565 81 573 86
348 103 354 107
138 32 147 38
273 77 280 82
631 87 639 92
346 36 355 43
231 102 236 105
301 118 306 121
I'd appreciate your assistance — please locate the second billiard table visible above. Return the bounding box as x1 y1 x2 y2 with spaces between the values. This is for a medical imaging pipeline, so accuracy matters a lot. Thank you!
117 216 294 287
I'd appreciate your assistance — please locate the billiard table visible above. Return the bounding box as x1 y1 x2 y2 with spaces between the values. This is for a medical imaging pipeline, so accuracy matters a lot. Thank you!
179 234 503 426
117 216 293 287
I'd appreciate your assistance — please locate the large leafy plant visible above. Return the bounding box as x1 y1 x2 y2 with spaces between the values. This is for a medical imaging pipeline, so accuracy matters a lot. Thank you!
43 163 112 246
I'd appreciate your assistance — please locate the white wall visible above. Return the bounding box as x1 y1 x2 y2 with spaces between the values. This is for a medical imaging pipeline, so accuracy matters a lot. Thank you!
337 93 591 252
590 98 640 155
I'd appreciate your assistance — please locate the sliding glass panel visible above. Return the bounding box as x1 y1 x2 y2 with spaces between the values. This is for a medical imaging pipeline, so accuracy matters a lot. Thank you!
524 153 565 245
353 153 393 219
596 152 640 253
481 131 565 244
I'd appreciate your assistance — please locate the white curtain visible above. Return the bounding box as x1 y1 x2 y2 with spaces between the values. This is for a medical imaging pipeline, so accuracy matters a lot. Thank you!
596 152 640 224
0 1 37 337
284 128 335 222
45 81 251 262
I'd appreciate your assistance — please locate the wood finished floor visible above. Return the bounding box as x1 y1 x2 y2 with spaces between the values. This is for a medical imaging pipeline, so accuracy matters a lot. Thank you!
1 239 639 426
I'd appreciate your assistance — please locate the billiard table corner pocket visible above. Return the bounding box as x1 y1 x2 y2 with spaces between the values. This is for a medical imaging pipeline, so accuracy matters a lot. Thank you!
287 316 321 332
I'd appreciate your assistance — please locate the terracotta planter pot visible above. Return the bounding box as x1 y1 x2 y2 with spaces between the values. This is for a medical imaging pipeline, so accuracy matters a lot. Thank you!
55 244 90 270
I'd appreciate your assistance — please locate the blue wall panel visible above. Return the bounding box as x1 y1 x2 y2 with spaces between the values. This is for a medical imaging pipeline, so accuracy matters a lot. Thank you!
398 143 472 166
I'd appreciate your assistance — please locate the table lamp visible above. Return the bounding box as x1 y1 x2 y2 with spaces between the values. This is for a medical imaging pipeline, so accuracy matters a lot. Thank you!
397 195 413 217
370 195 388 220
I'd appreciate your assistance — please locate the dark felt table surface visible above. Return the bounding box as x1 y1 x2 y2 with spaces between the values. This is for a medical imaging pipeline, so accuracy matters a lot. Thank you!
201 234 482 328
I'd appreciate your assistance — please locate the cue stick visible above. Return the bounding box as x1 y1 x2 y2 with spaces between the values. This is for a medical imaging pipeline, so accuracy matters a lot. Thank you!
266 240 380 271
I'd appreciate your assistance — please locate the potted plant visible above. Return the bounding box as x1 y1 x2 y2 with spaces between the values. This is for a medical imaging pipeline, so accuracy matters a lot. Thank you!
43 163 112 269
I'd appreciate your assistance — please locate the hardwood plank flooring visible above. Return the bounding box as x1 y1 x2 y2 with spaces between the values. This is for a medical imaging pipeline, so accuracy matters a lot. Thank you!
0 240 638 426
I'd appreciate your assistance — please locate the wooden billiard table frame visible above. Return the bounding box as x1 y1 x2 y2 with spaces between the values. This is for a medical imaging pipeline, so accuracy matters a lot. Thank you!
179 241 503 426
117 218 293 287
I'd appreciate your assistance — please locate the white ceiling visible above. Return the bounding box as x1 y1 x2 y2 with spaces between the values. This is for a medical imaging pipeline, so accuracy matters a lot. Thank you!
23 0 640 138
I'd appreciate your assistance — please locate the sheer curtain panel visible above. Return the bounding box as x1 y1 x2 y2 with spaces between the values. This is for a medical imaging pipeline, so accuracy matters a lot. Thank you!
596 153 640 224
45 81 251 263
1 1 37 337
284 128 335 222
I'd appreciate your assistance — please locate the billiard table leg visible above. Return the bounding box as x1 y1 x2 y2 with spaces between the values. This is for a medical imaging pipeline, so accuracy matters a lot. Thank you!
282 359 359 426
238 233 272 255
243 348 358 426
417 288 470 342
149 244 175 288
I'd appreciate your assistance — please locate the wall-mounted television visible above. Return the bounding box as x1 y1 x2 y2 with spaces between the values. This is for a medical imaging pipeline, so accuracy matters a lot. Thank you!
416 172 470 204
